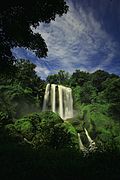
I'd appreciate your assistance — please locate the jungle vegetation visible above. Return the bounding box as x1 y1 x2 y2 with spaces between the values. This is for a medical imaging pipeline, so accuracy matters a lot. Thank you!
0 0 120 179
0 59 120 179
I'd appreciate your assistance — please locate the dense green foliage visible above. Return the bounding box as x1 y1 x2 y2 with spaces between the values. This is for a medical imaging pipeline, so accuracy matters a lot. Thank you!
1 65 120 151
0 56 120 179
0 60 120 178
2 1 120 178
11 111 78 150
0 59 45 120
46 70 71 85
47 69 120 151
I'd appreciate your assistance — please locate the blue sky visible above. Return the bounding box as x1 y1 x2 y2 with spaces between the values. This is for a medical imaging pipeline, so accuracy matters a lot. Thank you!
12 0 120 79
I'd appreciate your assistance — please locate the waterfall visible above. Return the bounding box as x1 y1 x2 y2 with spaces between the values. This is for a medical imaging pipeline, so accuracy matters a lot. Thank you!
84 128 93 145
78 129 96 153
58 85 64 119
64 86 73 119
51 84 56 113
78 133 85 151
43 84 73 120
43 84 50 111
43 84 97 153
84 128 96 151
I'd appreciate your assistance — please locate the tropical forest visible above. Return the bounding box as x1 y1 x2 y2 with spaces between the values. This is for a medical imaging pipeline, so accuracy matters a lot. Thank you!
0 0 120 179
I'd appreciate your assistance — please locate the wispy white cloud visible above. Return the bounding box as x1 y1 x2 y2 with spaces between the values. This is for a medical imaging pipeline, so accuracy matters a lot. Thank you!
35 66 51 78
30 0 120 78
13 0 120 78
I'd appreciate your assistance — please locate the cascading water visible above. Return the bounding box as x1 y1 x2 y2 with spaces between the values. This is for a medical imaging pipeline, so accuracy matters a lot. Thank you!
78 133 85 151
84 128 93 145
42 84 50 111
84 128 96 151
43 84 96 153
43 84 73 120
51 84 56 113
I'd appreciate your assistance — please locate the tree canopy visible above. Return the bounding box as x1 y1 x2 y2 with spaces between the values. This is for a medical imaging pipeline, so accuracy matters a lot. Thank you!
0 59 46 120
0 0 68 68
47 70 70 85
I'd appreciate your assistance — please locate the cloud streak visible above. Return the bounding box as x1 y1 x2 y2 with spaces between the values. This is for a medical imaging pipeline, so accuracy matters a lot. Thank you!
13 0 120 78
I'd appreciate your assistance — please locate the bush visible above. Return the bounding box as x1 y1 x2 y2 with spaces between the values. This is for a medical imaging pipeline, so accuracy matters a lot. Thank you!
14 111 78 151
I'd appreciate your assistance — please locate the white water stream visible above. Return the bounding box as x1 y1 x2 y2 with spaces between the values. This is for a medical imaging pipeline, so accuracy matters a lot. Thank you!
43 84 96 153
43 84 73 120
78 133 85 151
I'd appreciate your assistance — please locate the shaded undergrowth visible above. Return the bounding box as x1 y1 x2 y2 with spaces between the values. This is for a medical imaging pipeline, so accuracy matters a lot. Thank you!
0 142 120 180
